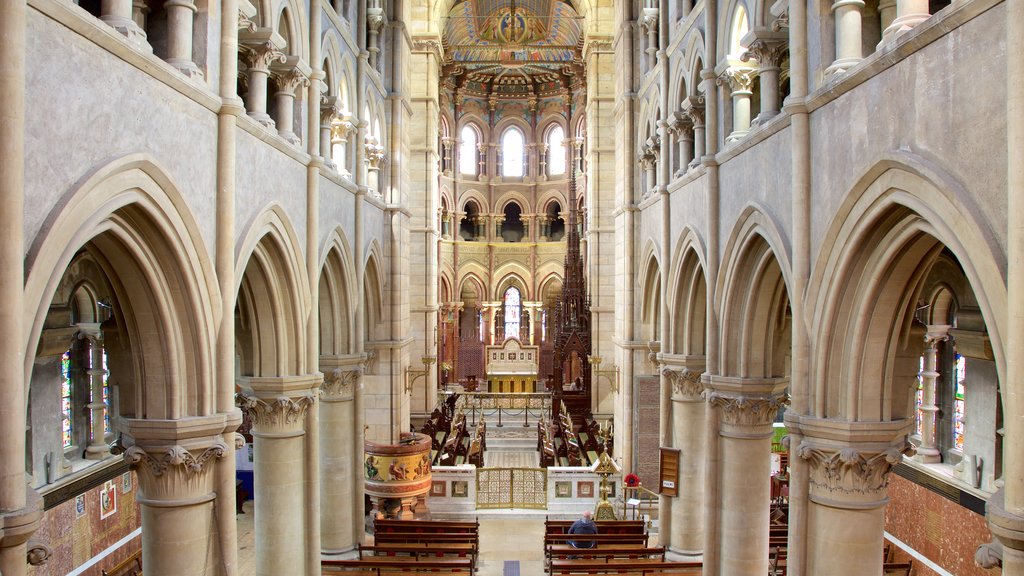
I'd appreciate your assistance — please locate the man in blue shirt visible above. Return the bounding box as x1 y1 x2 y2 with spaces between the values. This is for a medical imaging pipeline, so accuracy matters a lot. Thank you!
568 510 598 549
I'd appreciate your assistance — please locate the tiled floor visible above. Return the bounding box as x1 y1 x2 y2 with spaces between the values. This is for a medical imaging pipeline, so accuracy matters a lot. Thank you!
236 501 549 575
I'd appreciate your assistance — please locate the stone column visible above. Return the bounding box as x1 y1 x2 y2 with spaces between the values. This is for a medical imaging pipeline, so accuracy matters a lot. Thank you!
366 2 386 69
878 0 897 40
124 417 229 576
538 144 549 180
706 377 788 576
825 0 866 78
718 67 757 143
667 112 692 177
165 0 202 78
0 489 45 576
242 40 286 128
494 216 505 242
682 96 705 168
331 114 356 174
320 96 339 170
320 364 359 553
666 365 706 557
916 326 949 463
741 30 788 124
101 0 150 50
366 136 385 193
640 8 658 70
477 143 487 177
795 420 911 575
79 326 110 460
237 377 317 576
880 0 930 45
271 59 310 146
638 144 657 197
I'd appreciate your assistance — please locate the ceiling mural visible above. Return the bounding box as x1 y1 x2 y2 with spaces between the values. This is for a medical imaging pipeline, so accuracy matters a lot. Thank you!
443 0 584 64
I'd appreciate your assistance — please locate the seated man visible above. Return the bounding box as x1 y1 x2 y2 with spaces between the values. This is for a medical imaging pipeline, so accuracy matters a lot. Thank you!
568 510 598 549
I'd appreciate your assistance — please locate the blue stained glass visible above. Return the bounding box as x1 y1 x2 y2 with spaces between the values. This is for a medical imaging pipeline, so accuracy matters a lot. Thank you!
953 353 966 451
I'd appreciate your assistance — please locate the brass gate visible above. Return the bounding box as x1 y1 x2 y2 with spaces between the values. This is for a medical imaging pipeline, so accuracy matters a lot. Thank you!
476 467 547 510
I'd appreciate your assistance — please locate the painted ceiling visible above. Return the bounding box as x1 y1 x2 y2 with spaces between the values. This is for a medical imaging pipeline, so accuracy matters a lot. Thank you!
443 0 584 65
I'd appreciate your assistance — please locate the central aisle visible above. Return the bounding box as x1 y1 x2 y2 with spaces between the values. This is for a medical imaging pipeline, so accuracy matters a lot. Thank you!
475 516 547 576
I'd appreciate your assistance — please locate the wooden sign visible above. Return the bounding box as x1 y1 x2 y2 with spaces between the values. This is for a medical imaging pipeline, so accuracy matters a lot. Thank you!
659 447 680 497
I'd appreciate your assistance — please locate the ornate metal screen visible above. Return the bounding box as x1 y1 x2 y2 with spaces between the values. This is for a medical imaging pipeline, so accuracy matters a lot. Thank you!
476 467 547 510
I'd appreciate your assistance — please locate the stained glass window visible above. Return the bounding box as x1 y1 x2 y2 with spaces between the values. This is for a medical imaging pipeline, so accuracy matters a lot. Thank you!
548 126 566 176
61 350 72 448
102 349 111 435
953 353 966 451
504 287 521 341
460 125 478 175
915 356 924 436
502 128 524 177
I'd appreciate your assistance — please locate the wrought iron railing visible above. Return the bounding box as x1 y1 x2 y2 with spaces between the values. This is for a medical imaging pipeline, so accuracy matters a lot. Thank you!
438 391 552 427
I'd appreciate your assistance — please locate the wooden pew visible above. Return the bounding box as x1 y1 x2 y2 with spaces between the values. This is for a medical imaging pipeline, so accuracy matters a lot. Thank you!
322 557 474 574
374 519 479 534
883 561 913 575
102 550 142 576
544 533 650 548
545 519 646 535
547 545 665 562
548 558 702 575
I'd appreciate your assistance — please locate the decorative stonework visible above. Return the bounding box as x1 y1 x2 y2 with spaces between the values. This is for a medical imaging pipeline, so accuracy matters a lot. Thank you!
236 393 315 432
275 67 310 95
321 368 359 401
243 42 287 72
796 440 910 507
234 432 246 450
665 367 705 400
742 39 788 70
707 391 788 427
124 441 228 478
717 67 757 93
27 541 52 566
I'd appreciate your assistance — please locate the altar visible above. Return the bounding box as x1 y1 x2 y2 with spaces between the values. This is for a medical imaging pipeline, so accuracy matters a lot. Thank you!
485 338 539 393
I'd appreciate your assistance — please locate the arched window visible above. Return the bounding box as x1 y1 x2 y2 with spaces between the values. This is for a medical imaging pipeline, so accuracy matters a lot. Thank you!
61 349 73 448
548 125 566 176
502 128 524 177
953 352 966 451
915 356 924 436
729 5 749 58
460 125 478 175
503 287 521 341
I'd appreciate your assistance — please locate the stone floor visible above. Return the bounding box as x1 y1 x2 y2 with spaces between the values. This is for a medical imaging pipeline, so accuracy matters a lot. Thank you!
236 501 549 575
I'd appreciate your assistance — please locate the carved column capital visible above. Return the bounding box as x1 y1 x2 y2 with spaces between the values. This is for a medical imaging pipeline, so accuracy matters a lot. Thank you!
125 441 227 479
321 368 359 401
242 42 287 72
796 438 911 508
124 437 228 505
708 390 789 429
664 367 705 401
236 392 315 434
717 67 758 93
273 65 311 96
742 38 788 71
681 96 706 127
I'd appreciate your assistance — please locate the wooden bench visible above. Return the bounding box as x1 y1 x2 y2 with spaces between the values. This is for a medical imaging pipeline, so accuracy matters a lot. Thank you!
547 545 665 561
358 543 477 569
544 533 649 548
883 561 913 575
322 557 474 574
374 519 479 534
102 550 142 576
545 519 647 535
548 558 702 575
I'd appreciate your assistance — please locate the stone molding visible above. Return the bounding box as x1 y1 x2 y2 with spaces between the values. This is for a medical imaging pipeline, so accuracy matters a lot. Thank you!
707 391 788 428
987 488 1024 552
27 541 52 566
236 393 315 433
322 367 359 401
796 439 910 508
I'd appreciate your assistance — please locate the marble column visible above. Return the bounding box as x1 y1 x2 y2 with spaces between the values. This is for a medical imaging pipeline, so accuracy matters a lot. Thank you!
682 96 705 169
706 376 788 576
666 365 706 557
271 60 310 146
101 0 150 50
881 0 930 45
795 419 911 575
825 0 866 77
237 376 318 576
79 326 110 460
124 416 229 576
916 326 949 463
320 96 340 170
243 41 286 128
719 67 757 143
741 29 788 124
320 363 359 553
165 0 202 78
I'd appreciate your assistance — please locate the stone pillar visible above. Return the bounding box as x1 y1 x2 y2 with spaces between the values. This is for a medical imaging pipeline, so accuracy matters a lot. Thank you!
320 96 339 170
666 366 706 557
243 41 287 128
101 0 150 50
165 0 202 78
0 489 45 576
494 216 505 241
667 112 692 177
237 377 317 576
916 326 949 463
878 0 897 39
719 67 757 143
538 144 549 180
706 377 788 576
826 0 865 77
331 114 356 174
366 2 386 69
881 0 930 45
638 143 658 197
795 420 911 575
124 417 229 576
682 96 705 168
741 30 788 124
320 364 359 553
271 60 310 146
640 8 658 70
365 136 385 193
79 327 110 459
477 143 487 177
